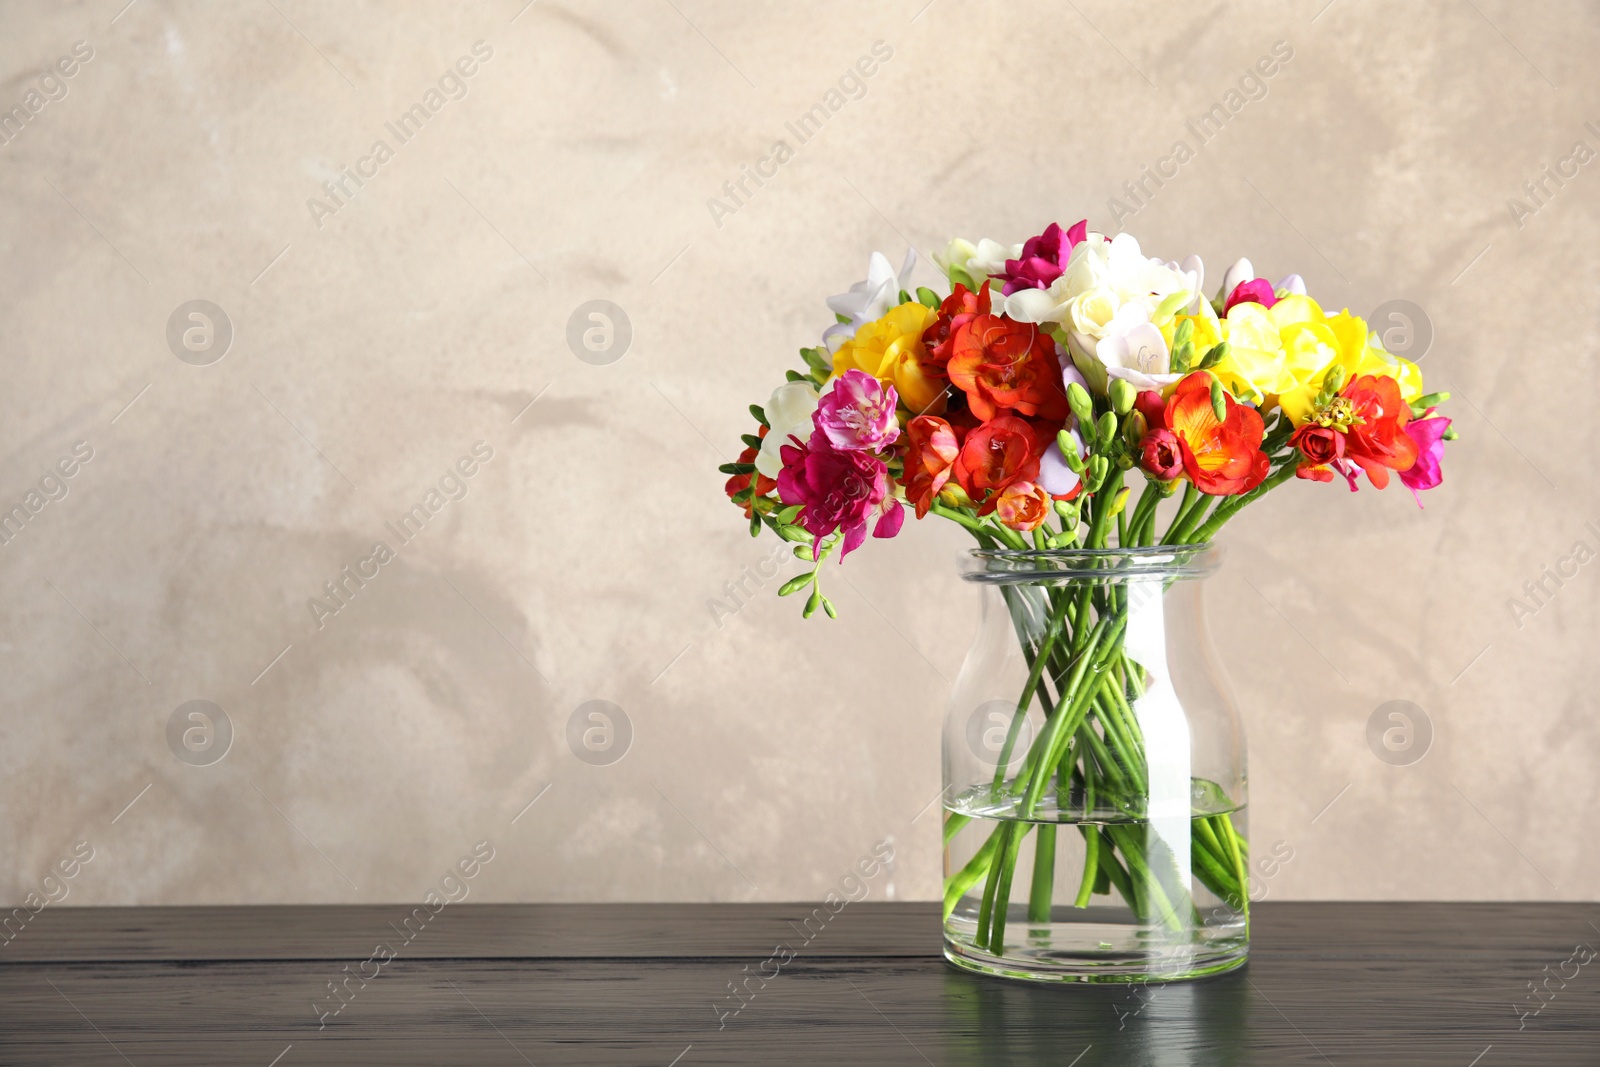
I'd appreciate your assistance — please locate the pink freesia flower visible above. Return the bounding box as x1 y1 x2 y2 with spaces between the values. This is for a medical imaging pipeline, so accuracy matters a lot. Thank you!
813 369 900 452
1399 414 1450 506
1224 278 1279 313
1001 219 1088 295
777 432 903 558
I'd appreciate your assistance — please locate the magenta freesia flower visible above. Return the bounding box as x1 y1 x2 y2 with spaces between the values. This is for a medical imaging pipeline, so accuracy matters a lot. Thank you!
777 432 904 558
1399 414 1450 506
1000 219 1088 295
1224 278 1279 313
813 369 900 452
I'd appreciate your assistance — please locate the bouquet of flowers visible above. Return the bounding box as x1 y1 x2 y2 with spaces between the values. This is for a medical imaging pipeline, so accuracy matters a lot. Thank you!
721 219 1454 978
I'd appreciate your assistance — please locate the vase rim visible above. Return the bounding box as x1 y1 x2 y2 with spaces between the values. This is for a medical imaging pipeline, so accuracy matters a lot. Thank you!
962 543 1222 582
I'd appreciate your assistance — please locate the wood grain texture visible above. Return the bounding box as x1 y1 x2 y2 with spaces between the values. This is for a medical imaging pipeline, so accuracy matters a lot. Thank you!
1 902 1597 1065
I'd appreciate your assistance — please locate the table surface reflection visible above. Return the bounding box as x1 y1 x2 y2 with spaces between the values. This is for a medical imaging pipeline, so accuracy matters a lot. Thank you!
1 902 1594 1065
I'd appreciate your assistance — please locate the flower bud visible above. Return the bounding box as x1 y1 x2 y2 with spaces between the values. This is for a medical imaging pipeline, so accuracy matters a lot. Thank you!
1067 382 1094 426
804 588 822 618
1057 429 1085 473
1173 317 1194 349
1171 340 1194 374
1209 378 1228 422
1124 410 1149 447
1106 485 1131 519
1321 363 1347 395
1096 411 1118 447
1109 379 1136 415
1197 342 1229 370
1053 499 1078 525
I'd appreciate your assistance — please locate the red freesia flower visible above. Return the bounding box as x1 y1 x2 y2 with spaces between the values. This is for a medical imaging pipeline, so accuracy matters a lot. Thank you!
1139 427 1185 481
776 431 902 558
1161 372 1270 495
947 315 1071 422
902 415 961 519
922 282 992 373
994 481 1051 531
1224 278 1279 313
1288 424 1344 482
1341 375 1417 490
952 415 1041 513
725 428 777 518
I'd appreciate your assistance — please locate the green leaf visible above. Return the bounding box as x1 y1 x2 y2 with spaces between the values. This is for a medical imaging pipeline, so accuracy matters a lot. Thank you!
741 433 763 450
717 462 756 475
731 487 753 505
749 404 769 427
785 369 807 382
748 514 761 537
776 504 803 523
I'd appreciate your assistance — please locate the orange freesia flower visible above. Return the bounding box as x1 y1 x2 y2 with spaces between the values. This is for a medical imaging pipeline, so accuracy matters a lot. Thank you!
922 282 992 373
1162 372 1270 496
994 481 1050 531
953 415 1041 513
903 415 961 519
1341 374 1417 489
946 315 1070 423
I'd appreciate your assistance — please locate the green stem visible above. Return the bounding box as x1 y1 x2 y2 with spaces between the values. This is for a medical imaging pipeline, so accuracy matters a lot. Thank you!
1028 826 1056 923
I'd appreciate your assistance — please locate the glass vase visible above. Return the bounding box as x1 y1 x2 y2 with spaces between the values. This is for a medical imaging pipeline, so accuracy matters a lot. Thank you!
942 545 1248 983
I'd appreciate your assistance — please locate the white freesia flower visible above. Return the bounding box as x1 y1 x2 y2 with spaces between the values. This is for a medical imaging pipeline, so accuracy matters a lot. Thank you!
755 381 820 479
1094 302 1182 392
934 236 1020 288
822 248 917 351
1275 273 1306 297
1004 232 1191 326
1218 257 1254 302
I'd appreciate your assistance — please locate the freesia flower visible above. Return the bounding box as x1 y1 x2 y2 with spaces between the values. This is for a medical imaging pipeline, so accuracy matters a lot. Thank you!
755 381 820 478
1161 372 1270 495
1399 414 1450 505
1139 427 1184 481
823 248 917 350
952 415 1041 511
832 302 947 415
1094 302 1182 392
935 237 1020 289
777 432 903 558
994 481 1051 531
1340 374 1417 490
947 316 1070 422
1224 278 1279 313
922 282 992 373
814 370 900 452
1288 424 1344 482
999 220 1087 295
903 415 960 518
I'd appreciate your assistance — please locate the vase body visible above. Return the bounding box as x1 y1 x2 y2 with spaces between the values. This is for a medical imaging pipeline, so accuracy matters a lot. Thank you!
942 546 1248 983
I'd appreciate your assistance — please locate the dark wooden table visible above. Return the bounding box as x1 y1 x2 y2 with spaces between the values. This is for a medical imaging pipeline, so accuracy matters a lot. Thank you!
1 902 1595 1064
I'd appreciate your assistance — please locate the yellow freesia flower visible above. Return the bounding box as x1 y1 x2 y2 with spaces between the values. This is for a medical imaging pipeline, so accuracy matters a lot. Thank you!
832 301 946 415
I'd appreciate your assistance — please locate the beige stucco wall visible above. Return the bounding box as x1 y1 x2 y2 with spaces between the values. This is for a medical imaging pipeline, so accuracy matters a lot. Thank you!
1 0 1596 907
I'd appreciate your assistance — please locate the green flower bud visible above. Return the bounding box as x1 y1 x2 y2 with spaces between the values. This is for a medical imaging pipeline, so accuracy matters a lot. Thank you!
821 595 838 619
804 588 822 618
1067 382 1094 426
1053 499 1079 525
1173 318 1195 348
1107 485 1132 519
1057 429 1085 473
778 574 813 597
1321 363 1347 396
916 286 941 309
1096 411 1118 446
1210 378 1228 422
1109 379 1136 415
1171 340 1194 373
1197 341 1229 370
